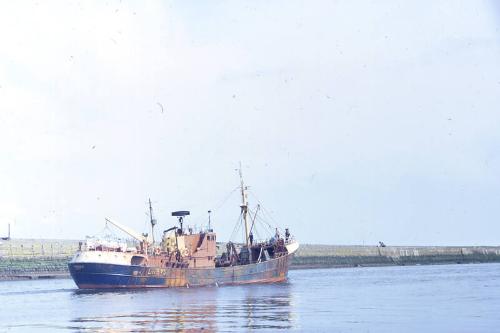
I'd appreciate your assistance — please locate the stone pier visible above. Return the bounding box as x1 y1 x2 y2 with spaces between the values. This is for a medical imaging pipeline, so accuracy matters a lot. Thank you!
2 239 500 280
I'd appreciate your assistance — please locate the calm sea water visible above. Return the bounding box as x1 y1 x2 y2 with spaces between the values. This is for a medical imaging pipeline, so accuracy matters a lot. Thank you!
1 263 499 332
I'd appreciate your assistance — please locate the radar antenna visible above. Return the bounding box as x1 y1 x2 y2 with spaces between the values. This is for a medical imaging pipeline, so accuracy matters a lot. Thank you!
171 211 190 234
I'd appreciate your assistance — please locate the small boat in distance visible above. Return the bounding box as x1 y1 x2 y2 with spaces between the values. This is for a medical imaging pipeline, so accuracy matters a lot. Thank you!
68 168 299 289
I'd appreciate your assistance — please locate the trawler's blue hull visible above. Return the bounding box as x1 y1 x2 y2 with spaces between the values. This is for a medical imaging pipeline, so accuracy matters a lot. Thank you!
68 254 292 289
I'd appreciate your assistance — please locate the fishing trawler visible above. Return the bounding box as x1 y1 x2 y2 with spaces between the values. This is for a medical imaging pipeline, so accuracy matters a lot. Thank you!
68 169 299 289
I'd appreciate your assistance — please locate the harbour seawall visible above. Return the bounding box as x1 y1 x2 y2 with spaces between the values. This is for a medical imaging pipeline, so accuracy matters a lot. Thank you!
1 239 500 280
0 239 77 280
293 244 500 269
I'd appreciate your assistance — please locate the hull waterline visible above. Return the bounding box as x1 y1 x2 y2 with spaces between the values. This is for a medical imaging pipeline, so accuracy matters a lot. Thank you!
69 253 293 289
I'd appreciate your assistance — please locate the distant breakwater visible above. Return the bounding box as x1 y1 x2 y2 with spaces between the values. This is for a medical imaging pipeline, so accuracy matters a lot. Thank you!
2 239 500 280
293 244 500 269
0 239 77 280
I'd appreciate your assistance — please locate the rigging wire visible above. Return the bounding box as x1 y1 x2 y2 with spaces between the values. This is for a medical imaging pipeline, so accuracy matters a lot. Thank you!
90 220 134 244
228 211 243 243
184 185 240 228
247 191 279 224
247 190 285 234
212 185 240 212
254 212 279 235
245 205 265 243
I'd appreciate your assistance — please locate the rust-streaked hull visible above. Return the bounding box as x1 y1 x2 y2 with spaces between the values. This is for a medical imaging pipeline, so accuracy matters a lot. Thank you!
69 254 293 289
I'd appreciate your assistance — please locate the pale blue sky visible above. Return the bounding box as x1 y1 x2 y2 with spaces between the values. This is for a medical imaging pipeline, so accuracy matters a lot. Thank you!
1 1 499 245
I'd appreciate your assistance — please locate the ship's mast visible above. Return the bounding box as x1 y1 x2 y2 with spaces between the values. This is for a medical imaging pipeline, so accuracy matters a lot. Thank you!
208 210 212 232
149 198 156 245
239 162 250 248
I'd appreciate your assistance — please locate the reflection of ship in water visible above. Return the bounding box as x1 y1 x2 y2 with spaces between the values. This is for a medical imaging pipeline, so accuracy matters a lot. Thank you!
68 167 299 289
240 286 296 330
71 289 218 332
70 284 295 332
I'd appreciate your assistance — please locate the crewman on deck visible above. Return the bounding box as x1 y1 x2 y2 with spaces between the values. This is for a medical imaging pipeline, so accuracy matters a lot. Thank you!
249 232 254 245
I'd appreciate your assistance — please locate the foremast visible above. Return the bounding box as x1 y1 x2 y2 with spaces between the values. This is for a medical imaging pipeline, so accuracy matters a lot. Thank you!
238 163 251 262
148 198 156 245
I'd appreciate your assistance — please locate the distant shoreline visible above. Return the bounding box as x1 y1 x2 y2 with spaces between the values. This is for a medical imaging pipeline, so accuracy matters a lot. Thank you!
2 239 500 281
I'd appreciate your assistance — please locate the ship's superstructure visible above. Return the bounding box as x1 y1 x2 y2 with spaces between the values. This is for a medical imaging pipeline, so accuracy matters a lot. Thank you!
68 169 299 288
